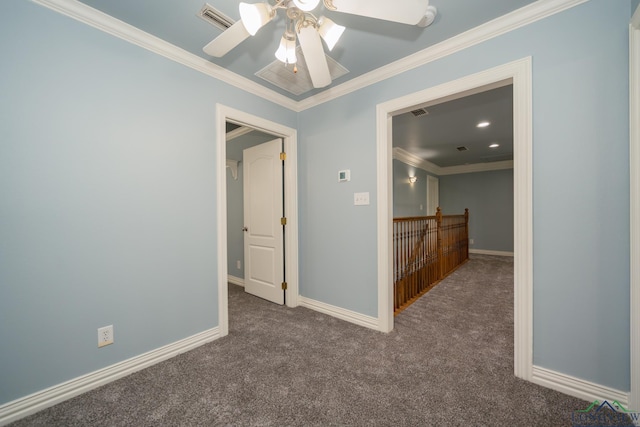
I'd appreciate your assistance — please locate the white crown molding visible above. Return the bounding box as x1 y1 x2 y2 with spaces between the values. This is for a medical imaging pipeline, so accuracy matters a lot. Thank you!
31 0 299 112
0 327 221 426
392 147 440 175
297 0 587 111
33 0 586 113
226 126 254 142
298 296 379 331
438 160 514 175
393 147 513 176
531 365 629 407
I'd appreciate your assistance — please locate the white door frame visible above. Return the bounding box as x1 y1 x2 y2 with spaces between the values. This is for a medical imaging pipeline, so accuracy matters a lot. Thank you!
426 174 439 216
216 104 299 337
629 4 640 411
376 58 533 380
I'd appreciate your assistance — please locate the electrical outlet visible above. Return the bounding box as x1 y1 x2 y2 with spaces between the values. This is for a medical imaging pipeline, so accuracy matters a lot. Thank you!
236 260 241 270
469 238 474 245
98 325 114 348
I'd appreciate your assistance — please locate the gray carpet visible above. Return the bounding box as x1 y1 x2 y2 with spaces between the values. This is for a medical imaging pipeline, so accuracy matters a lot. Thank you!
9 256 622 426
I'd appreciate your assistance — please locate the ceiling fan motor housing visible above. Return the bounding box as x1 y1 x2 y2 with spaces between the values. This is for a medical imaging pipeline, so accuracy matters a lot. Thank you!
292 0 321 12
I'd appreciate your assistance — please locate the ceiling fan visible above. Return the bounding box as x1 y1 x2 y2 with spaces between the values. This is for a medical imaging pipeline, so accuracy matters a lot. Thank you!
203 0 437 89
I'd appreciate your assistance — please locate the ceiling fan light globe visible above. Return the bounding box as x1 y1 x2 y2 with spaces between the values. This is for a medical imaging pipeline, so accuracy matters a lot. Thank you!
292 0 321 12
239 2 273 36
318 16 345 51
275 36 297 64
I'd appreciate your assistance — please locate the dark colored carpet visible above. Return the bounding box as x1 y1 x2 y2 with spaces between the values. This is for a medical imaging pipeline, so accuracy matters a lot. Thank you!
10 256 619 426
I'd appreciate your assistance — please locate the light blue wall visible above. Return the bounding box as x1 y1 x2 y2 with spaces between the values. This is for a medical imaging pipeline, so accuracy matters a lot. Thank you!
298 110 378 316
226 166 245 278
393 162 513 251
439 169 514 252
0 0 633 408
226 132 276 279
0 1 295 405
298 0 630 391
392 159 428 217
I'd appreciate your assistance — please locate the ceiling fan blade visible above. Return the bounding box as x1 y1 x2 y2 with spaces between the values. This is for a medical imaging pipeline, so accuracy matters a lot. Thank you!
298 26 331 88
329 0 430 26
203 21 250 57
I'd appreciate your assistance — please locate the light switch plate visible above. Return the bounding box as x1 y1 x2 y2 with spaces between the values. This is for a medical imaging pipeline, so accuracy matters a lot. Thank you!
354 192 370 206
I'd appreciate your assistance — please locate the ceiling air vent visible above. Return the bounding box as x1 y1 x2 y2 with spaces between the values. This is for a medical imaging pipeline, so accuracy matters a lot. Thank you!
198 4 235 31
456 146 469 152
410 108 429 117
256 46 349 96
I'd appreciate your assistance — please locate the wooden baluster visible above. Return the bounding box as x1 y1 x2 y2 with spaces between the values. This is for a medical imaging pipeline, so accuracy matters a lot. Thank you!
406 220 410 307
392 210 469 315
409 220 412 305
400 220 404 309
402 220 407 308
436 207 443 280
394 220 398 311
393 221 398 310
464 208 469 260
408 220 411 305
402 220 406 308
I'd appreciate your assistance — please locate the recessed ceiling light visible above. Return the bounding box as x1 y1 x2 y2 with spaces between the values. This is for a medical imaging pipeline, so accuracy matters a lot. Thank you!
477 121 490 128
489 143 500 148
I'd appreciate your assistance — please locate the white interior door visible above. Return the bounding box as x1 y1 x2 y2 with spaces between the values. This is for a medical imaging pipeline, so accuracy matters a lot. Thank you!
243 139 284 304
426 175 439 215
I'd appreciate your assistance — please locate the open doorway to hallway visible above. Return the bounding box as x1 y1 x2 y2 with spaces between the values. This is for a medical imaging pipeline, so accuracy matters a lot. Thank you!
225 122 273 288
215 105 299 337
225 123 287 305
375 58 533 381
390 84 514 315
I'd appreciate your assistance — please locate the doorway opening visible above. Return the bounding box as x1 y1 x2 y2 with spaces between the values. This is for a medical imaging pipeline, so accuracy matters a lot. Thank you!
390 83 514 314
216 105 299 337
225 123 286 305
376 58 533 381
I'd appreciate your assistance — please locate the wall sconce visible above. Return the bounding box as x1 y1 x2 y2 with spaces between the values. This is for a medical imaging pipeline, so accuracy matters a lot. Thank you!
409 176 418 184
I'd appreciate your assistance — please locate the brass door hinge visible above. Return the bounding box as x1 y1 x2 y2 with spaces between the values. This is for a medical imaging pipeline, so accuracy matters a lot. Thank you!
281 281 288 290
280 152 286 161
281 217 287 226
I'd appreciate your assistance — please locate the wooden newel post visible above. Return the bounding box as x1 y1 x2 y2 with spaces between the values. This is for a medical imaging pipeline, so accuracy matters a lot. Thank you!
464 208 469 260
436 207 443 279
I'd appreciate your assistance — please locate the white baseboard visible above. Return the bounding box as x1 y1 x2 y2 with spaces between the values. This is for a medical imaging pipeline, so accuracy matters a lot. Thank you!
531 365 630 407
228 275 245 287
469 249 514 257
0 327 221 426
299 296 379 331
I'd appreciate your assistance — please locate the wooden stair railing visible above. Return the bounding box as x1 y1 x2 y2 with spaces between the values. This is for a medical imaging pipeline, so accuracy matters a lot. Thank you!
394 217 430 310
393 208 469 314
